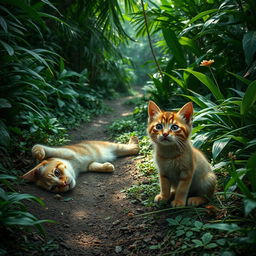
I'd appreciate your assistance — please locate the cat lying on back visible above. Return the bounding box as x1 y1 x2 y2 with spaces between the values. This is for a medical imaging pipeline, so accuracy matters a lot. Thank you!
148 101 216 207
22 136 139 192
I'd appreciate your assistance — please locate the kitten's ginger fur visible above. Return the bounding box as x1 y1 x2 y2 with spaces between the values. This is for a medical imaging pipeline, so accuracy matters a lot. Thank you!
22 137 139 192
147 101 216 207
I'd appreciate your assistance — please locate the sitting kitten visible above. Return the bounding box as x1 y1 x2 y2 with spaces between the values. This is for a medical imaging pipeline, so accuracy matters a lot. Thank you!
147 101 216 207
22 137 139 192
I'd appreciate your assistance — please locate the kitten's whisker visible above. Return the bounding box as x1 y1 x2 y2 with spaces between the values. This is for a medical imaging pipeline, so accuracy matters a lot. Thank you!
175 137 185 153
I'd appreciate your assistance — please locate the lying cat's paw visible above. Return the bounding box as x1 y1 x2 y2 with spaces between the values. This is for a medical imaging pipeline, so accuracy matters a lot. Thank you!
129 136 139 145
154 194 170 203
103 162 115 172
32 145 45 160
171 199 186 207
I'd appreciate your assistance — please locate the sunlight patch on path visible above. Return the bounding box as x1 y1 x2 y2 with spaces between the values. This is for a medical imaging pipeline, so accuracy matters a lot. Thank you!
122 111 133 117
68 233 102 248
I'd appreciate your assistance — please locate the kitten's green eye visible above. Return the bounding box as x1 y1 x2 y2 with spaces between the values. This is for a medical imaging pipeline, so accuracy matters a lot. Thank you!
156 124 163 130
171 124 180 131
54 169 61 177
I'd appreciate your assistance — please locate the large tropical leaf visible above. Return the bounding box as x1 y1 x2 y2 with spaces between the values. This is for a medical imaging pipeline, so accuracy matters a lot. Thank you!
182 69 224 100
241 80 256 115
162 27 186 67
212 137 231 160
243 31 256 65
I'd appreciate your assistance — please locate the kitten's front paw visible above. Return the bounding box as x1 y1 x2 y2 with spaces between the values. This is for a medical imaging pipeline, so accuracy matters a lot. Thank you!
171 199 186 207
187 197 206 206
103 162 115 172
32 145 45 160
154 194 170 203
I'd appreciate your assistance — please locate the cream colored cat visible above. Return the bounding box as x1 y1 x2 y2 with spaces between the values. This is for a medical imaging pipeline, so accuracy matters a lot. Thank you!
22 137 139 192
147 101 216 207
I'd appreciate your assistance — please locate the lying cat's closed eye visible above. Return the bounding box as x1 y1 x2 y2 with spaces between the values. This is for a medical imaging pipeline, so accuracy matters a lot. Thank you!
22 137 139 192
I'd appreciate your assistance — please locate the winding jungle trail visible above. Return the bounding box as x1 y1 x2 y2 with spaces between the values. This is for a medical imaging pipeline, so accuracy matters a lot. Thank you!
18 94 168 256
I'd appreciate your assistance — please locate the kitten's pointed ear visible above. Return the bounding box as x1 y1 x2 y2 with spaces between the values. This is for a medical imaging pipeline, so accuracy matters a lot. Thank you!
21 160 48 182
178 102 193 125
148 101 162 121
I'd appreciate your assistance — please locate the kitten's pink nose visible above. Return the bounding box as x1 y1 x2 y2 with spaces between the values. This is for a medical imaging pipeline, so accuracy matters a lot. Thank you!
163 133 169 137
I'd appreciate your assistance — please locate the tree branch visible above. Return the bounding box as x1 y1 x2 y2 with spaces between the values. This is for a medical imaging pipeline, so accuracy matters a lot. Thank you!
140 0 163 78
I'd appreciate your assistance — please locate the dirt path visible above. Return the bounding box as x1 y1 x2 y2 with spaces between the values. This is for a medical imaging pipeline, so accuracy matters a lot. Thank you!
18 94 167 255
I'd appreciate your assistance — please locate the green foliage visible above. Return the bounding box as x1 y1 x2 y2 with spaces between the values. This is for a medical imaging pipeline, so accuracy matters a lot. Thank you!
108 101 149 139
109 118 141 135
128 1 256 254
0 0 139 254
166 217 222 252
124 153 159 207
0 173 55 254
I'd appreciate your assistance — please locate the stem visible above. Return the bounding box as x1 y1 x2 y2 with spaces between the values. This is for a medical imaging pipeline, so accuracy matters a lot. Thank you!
140 0 163 78
209 66 220 90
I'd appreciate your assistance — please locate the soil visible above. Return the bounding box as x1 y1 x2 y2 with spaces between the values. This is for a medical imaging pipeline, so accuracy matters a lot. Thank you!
18 94 169 256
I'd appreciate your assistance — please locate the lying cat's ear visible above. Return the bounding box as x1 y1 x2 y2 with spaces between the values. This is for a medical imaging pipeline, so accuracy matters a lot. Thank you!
148 101 162 121
178 102 193 125
21 160 48 182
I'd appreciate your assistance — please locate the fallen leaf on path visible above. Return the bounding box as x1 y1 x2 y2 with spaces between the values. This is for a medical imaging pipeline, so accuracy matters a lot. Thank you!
127 212 134 217
205 205 227 218
63 197 73 202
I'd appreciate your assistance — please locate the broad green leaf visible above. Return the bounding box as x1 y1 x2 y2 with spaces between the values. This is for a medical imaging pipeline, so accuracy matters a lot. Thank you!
16 46 52 74
244 198 256 216
241 80 256 115
246 152 256 191
227 168 252 198
0 174 17 181
180 95 208 108
57 98 65 108
0 120 10 147
164 72 185 88
227 71 251 85
212 137 231 160
0 98 12 109
167 218 179 226
0 187 7 200
179 37 201 56
186 231 193 237
60 57 65 73
40 0 62 16
188 9 218 25
216 239 226 246
206 243 218 249
0 16 7 32
1 0 46 28
228 136 247 145
162 28 186 67
193 132 211 149
182 69 224 100
176 230 185 236
0 40 14 56
39 12 70 27
205 223 240 233
194 221 204 229
201 232 213 244
192 239 203 247
8 193 45 206
243 31 256 65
